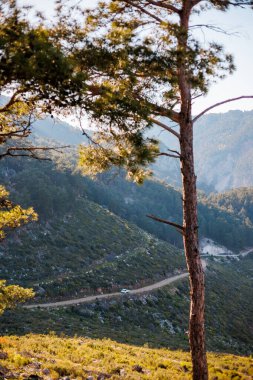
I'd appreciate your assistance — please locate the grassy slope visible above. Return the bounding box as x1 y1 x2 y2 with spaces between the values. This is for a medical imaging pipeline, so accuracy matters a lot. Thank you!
0 335 252 380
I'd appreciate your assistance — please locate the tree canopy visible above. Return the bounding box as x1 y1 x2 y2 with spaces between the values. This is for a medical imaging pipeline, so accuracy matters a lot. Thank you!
65 0 251 182
0 185 35 313
0 280 34 315
0 185 37 241
0 0 88 159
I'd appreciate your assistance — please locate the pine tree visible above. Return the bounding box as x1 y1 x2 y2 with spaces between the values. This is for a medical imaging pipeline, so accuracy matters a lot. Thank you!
63 1 253 378
0 185 35 313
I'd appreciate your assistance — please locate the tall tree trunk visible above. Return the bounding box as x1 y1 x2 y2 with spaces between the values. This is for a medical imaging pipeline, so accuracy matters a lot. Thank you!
180 119 208 380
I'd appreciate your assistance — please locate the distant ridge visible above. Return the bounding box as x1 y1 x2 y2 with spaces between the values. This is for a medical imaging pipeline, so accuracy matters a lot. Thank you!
147 110 253 192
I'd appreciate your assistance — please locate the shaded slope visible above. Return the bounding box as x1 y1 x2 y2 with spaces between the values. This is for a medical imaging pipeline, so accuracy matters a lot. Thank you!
1 159 185 300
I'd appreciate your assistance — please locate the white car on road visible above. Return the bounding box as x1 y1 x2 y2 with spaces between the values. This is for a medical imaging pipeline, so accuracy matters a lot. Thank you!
120 288 130 294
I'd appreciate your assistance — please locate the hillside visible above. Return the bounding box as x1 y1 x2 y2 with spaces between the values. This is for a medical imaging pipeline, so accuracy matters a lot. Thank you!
207 187 253 223
1 113 253 357
2 148 253 254
1 158 186 299
30 110 253 193
76 173 253 251
1 255 252 355
0 335 252 379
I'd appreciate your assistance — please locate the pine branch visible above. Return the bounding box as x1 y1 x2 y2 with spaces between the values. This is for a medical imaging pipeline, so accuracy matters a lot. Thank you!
0 90 24 112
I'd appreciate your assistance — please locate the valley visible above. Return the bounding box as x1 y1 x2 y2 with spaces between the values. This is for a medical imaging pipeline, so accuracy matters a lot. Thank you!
0 111 253 366
0 112 253 353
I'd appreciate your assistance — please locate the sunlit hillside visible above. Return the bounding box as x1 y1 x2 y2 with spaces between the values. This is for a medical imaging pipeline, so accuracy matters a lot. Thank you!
0 335 252 380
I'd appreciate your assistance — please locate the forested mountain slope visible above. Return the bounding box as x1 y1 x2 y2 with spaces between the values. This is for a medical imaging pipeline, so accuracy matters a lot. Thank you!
29 109 253 194
1 115 253 355
1 157 185 299
207 187 253 224
2 151 253 267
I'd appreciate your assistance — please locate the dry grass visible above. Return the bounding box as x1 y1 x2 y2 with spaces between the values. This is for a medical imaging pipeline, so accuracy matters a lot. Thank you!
0 334 252 379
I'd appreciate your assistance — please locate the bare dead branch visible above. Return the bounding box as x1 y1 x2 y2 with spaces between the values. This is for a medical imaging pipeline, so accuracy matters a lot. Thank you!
121 0 163 22
189 24 239 36
149 117 180 139
147 214 185 234
168 148 181 155
0 145 70 160
193 95 253 123
144 0 180 14
0 152 51 160
0 129 31 139
158 152 180 158
227 1 253 6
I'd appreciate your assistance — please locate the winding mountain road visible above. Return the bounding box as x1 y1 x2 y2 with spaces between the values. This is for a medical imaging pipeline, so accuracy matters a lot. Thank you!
23 249 250 310
201 247 253 258
24 272 189 309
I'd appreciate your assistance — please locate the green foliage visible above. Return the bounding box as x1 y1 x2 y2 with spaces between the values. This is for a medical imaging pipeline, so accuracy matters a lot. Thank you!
0 185 37 240
0 0 87 159
56 0 241 178
79 133 159 183
0 279 34 315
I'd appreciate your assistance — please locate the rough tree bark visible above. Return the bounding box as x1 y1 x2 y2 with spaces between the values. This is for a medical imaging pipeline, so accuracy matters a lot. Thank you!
178 2 208 379
180 117 208 380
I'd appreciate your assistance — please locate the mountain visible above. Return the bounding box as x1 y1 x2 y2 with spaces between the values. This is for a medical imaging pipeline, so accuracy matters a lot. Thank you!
2 114 253 264
1 112 253 355
3 153 252 298
148 110 253 192
2 147 253 262
31 117 88 145
12 108 253 192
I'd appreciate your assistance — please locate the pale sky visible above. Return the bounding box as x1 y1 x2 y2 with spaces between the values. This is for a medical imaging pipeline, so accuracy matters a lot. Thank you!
18 0 253 117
